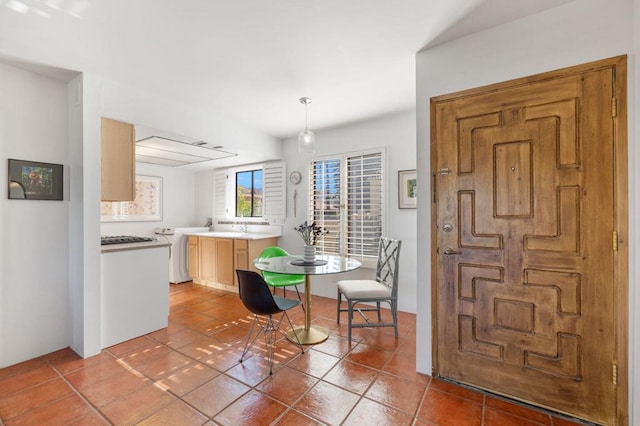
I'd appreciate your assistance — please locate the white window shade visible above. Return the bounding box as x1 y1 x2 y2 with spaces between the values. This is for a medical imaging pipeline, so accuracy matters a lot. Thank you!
213 170 228 218
309 158 342 254
263 161 286 220
308 149 385 261
346 152 384 258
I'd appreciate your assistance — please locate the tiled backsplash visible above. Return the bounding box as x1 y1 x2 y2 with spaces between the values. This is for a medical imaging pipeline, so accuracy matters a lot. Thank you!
213 220 282 235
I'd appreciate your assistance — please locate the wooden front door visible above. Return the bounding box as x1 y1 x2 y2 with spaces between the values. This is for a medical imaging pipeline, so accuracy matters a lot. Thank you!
431 56 627 425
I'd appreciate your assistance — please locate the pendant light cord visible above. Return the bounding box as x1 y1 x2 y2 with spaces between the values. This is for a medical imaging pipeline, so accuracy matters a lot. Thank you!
304 102 308 132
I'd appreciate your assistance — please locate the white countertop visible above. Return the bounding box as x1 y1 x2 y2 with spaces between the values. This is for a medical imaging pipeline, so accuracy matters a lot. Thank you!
101 240 171 254
190 231 281 240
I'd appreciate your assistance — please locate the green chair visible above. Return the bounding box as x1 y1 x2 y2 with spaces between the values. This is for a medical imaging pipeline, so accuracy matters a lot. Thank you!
256 246 305 310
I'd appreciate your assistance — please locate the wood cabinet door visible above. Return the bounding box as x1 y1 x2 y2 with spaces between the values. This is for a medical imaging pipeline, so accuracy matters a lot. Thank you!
432 57 627 425
234 240 248 287
188 236 199 280
199 237 217 282
101 117 135 201
215 238 235 286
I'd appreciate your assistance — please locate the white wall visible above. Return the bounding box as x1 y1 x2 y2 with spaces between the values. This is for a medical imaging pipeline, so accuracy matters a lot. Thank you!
415 0 638 422
195 170 214 227
281 111 418 313
0 63 71 367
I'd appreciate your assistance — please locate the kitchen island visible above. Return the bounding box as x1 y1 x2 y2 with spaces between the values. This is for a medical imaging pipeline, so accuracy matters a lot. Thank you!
101 239 170 348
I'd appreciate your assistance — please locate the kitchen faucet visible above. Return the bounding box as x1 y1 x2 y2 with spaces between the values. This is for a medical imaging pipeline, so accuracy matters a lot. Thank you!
235 219 247 233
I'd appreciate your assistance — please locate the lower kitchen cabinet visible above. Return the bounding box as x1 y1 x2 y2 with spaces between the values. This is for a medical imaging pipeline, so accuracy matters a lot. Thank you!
198 237 217 282
188 236 199 279
214 238 235 286
233 239 248 287
190 235 277 292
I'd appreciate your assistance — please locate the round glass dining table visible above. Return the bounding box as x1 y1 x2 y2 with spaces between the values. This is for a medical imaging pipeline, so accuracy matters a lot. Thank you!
254 254 361 344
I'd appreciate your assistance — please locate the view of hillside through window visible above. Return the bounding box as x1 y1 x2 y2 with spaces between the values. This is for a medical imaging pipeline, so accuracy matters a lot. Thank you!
236 169 263 217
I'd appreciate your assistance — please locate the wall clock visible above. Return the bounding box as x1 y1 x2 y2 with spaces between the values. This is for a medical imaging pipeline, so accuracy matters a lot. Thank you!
289 170 302 185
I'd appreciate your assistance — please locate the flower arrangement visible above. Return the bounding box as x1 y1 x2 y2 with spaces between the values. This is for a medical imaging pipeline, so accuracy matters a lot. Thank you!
294 221 328 246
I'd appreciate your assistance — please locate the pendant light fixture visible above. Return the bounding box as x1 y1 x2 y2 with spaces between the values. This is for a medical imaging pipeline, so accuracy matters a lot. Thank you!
298 96 315 153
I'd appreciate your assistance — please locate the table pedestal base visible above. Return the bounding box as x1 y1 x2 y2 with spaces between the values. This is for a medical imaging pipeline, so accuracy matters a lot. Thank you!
286 325 329 345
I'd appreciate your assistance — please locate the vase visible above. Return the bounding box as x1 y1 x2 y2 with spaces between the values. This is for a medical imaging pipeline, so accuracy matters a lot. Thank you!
303 245 316 263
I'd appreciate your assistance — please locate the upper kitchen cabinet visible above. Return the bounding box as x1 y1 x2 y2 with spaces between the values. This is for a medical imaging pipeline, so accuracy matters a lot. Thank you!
101 117 135 201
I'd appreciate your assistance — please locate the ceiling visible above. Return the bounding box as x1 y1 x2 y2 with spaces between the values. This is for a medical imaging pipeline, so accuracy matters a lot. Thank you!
0 0 575 141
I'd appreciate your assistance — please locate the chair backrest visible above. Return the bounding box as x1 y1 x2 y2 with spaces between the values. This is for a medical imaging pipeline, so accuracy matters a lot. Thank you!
236 269 283 315
375 237 402 298
257 246 290 261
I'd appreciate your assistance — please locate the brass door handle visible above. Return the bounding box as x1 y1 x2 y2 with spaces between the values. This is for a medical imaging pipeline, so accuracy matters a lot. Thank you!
443 247 461 255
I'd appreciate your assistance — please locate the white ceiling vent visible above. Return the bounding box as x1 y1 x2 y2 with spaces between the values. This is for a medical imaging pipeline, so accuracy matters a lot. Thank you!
135 136 237 167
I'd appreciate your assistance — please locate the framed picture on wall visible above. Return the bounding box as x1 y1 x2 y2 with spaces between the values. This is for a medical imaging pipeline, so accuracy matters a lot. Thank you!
8 159 63 200
398 169 417 209
101 175 163 221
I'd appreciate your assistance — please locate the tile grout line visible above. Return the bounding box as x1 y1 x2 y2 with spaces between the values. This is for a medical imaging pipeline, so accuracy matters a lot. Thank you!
47 358 113 425
411 376 432 424
77 336 216 424
108 333 227 423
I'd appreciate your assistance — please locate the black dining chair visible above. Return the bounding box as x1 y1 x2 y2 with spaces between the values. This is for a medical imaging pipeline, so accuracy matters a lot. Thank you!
236 269 304 375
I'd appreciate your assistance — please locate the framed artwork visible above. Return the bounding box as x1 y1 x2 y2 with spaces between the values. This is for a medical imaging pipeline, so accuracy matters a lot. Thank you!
398 169 417 209
8 159 63 200
101 175 163 221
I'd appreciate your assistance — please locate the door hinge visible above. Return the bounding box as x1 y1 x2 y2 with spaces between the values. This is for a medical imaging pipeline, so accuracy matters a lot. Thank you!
613 231 618 251
612 363 618 385
611 98 617 118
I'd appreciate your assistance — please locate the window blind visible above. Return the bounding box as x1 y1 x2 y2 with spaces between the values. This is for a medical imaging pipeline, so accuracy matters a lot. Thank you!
213 170 227 218
346 152 383 258
309 158 342 254
308 149 384 260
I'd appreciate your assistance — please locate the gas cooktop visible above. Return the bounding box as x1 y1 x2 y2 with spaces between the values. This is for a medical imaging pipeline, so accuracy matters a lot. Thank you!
100 235 155 246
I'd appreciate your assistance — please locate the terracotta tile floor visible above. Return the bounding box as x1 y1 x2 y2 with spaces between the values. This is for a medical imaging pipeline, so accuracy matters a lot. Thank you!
0 282 588 425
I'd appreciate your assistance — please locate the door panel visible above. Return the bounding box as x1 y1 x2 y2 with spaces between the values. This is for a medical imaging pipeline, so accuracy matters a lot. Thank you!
432 58 626 425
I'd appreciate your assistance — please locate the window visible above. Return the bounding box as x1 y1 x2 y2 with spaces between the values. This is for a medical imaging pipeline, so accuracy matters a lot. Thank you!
308 149 385 263
236 169 263 217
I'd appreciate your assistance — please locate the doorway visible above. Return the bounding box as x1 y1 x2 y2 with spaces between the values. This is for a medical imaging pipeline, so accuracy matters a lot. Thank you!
430 56 628 425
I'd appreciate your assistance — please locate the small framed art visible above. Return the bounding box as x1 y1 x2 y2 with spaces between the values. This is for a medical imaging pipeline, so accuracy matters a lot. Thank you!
8 159 63 200
398 169 417 209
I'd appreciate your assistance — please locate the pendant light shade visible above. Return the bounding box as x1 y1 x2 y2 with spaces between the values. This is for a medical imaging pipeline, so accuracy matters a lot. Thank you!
298 97 315 153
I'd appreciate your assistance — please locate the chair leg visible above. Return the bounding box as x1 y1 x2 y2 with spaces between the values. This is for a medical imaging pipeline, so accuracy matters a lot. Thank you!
283 311 304 355
347 299 354 342
240 315 261 363
264 316 275 375
336 290 341 324
392 301 399 337
376 301 382 321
